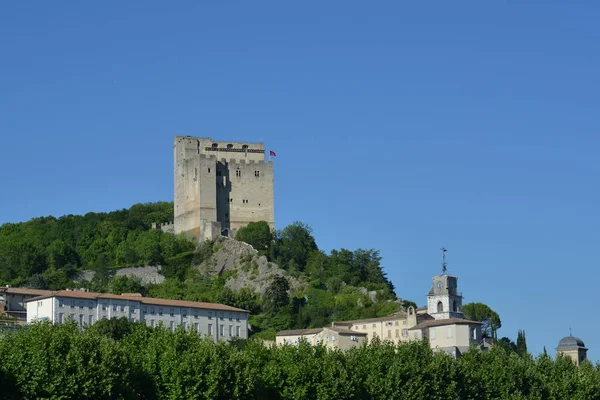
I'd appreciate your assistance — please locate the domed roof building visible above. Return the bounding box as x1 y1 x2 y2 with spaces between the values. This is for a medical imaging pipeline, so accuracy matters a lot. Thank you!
556 333 588 366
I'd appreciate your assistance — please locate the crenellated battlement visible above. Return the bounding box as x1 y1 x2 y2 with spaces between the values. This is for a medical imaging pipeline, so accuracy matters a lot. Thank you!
173 136 275 242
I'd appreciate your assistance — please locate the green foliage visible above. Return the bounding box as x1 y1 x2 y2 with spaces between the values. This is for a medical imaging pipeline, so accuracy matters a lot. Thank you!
273 221 318 270
517 329 528 357
462 302 502 339
263 275 290 314
235 221 274 252
0 202 197 286
108 275 145 296
2 323 600 399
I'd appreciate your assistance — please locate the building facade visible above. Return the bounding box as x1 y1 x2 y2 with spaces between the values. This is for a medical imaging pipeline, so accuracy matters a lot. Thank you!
275 327 367 350
173 136 275 242
556 335 588 366
25 290 249 341
0 287 54 324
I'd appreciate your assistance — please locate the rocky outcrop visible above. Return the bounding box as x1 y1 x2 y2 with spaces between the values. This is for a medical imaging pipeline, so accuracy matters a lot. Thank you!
74 266 165 286
195 236 303 295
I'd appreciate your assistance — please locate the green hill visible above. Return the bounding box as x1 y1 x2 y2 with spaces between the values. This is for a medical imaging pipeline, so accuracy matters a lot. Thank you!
0 202 411 337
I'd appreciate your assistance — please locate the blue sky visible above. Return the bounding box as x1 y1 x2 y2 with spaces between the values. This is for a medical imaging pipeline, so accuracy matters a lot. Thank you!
1 1 599 360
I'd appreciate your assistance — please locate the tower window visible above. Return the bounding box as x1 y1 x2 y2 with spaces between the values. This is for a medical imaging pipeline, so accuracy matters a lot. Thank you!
227 144 233 149
208 168 211 173
212 143 218 148
229 198 233 202
437 301 443 313
242 144 248 149
236 170 241 177
255 171 260 177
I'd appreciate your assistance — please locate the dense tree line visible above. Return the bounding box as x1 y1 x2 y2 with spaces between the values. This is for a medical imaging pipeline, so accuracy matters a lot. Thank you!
0 202 194 288
1 321 599 400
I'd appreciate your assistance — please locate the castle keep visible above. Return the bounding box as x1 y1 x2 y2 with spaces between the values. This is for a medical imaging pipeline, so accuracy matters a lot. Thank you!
173 136 274 242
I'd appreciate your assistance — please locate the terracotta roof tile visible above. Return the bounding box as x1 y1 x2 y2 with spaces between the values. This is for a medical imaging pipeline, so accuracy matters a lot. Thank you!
24 290 248 313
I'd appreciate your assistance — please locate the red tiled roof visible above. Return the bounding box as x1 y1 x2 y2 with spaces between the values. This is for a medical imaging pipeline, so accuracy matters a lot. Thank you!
0 287 54 296
276 326 368 337
24 290 248 312
409 317 481 330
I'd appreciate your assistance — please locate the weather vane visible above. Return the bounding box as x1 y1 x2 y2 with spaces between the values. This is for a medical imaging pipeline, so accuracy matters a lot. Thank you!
441 247 447 273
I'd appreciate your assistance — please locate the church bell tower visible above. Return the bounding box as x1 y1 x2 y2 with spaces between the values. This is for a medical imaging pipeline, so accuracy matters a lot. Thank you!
426 248 464 320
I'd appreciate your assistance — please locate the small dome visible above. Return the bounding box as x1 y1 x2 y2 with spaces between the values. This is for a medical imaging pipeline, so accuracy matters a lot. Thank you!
557 335 586 349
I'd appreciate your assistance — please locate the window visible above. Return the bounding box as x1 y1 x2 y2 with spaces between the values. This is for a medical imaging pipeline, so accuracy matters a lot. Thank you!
70 301 75 309
78 315 83 326
58 313 64 323
208 168 211 173
229 314 232 321
101 303 107 311
229 325 233 336
182 309 187 318
182 322 187 330
351 335 357 341
437 301 444 313
220 313 224 320
208 324 213 335
255 171 260 177
194 310 198 319
150 307 155 315
236 170 241 177
208 311 212 319
372 324 376 328
395 321 399 326
170 321 175 332
169 308 174 317
159 308 163 316
131 306 136 314
363 324 366 329
212 143 218 148
236 314 240 321
236 326 241 337
194 322 199 332
402 328 408 337
471 328 477 340
79 301 84 309
227 144 233 149
59 300 64 308
88 302 93 310
395 329 399 338
120 305 125 312
88 315 93 325
430 328 436 340
446 327 453 338
113 304 117 311
151 320 155 328
242 144 248 149
143 307 147 314
220 325 224 336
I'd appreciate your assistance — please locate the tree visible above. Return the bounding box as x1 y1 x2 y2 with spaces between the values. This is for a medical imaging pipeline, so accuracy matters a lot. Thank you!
516 330 528 357
108 275 145 295
235 221 274 251
263 275 290 314
274 222 318 270
462 302 501 339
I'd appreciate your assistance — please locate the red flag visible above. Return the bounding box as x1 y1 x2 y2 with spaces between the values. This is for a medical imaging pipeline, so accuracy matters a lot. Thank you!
269 150 276 157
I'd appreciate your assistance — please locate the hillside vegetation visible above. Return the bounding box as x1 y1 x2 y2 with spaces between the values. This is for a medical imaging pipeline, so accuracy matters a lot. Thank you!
1 321 599 400
0 202 407 337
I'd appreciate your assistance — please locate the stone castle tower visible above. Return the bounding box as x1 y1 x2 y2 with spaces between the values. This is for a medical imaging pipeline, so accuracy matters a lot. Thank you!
173 136 274 242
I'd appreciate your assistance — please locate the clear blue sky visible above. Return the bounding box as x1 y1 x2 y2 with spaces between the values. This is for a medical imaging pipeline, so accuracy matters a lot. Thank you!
1 1 599 360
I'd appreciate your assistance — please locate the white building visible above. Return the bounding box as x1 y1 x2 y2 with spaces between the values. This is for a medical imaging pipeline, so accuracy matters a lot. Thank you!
25 290 249 341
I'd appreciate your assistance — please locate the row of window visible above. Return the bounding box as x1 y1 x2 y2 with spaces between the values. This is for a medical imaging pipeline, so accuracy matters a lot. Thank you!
352 320 408 330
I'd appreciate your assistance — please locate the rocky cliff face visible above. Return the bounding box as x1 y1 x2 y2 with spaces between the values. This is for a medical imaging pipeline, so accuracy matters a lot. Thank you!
195 236 303 295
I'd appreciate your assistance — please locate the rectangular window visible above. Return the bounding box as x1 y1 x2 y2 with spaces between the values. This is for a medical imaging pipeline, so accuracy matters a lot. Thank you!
143 307 147 314
79 301 84 309
194 310 198 319
88 302 93 310
395 321 399 326
194 322 199 332
58 313 64 323
402 328 408 337
88 315 93 325
395 329 399 338
372 324 376 328
363 324 366 329
113 304 117 311
159 308 163 316
101 303 107 311
170 308 174 317
430 328 436 340
120 305 125 312
236 326 241 337
170 321 175 332
446 327 453 338
70 301 75 309
59 300 64 308
208 311 212 319
236 313 240 322
220 325 224 336
131 306 136 314
182 322 187 330
150 307 155 315
387 330 392 338
229 314 233 321
208 324 213 335
182 309 187 318
151 320 155 328
220 313 224 320
229 325 233 336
